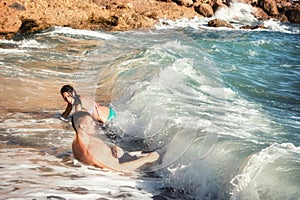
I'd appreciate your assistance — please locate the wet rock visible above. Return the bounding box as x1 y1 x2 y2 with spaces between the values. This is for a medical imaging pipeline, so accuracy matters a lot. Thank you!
240 24 267 29
212 0 228 12
285 6 300 23
253 7 271 20
173 0 194 7
276 0 292 13
0 0 299 39
258 0 279 15
274 13 289 22
239 0 299 23
208 18 234 28
194 3 214 17
0 1 23 36
19 19 39 33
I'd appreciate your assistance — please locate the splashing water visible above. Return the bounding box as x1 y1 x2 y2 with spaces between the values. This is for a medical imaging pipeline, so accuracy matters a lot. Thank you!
1 4 300 199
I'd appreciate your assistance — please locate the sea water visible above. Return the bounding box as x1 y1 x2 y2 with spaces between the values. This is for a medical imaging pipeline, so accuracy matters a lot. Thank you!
0 3 299 200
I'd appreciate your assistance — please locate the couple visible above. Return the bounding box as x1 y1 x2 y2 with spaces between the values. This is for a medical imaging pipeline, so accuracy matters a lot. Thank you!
60 85 159 172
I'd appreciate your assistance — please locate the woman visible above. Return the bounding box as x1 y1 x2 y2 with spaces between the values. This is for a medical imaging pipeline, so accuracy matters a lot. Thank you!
59 85 116 123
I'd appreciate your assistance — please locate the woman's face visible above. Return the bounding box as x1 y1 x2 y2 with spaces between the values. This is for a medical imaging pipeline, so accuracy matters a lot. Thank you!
61 92 74 104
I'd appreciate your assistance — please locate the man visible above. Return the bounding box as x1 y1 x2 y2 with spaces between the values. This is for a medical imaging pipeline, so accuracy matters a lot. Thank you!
71 111 159 172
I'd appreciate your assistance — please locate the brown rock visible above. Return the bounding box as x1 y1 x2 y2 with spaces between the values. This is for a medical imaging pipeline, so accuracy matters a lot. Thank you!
240 0 300 23
0 0 299 40
19 19 39 33
196 0 214 7
239 0 259 6
274 13 289 23
207 18 234 28
195 3 214 17
212 0 228 12
258 0 279 16
285 6 300 23
92 0 199 27
276 0 292 12
0 2 23 35
0 0 201 39
240 24 266 29
253 7 271 20
173 0 194 7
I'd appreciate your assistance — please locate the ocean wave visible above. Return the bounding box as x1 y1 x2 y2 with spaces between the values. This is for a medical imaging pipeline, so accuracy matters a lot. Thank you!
155 2 300 34
1 20 299 199
0 147 159 200
230 143 300 199
0 38 50 49
47 26 115 40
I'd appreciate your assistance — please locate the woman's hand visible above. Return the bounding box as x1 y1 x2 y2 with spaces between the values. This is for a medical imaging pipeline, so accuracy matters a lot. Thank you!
59 114 70 122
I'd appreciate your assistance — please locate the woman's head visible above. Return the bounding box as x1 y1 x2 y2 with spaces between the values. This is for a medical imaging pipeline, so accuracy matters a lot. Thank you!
61 85 75 105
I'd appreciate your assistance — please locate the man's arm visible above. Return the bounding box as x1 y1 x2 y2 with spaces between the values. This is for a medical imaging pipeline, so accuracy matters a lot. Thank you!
111 145 124 158
116 152 159 172
88 136 159 172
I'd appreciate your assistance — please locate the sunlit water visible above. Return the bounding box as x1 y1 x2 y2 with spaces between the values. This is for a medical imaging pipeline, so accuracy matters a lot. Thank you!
1 3 300 200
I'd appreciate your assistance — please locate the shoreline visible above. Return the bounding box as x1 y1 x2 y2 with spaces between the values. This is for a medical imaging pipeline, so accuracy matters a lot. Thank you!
1 0 299 40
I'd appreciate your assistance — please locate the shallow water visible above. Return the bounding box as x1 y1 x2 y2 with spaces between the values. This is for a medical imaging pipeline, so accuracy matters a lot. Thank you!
1 3 300 200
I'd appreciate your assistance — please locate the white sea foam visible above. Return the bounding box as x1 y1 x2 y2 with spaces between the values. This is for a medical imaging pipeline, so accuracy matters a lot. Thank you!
230 143 300 199
263 19 300 34
106 36 294 199
49 26 115 40
0 147 161 200
155 2 300 34
214 2 257 25
19 39 50 49
156 3 258 30
155 17 208 30
0 48 27 54
0 64 77 80
0 39 50 49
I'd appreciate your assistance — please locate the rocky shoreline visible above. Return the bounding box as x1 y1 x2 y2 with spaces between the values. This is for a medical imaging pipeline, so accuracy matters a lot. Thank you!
1 0 299 40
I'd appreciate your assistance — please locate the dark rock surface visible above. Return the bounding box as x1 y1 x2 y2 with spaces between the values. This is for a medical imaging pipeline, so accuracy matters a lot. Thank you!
0 0 299 39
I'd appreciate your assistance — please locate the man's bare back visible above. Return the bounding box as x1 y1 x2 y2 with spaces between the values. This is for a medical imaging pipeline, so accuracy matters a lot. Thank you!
71 111 159 172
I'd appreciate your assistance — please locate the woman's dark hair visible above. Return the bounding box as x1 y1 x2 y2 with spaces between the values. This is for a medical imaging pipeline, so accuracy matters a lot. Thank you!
60 85 74 94
60 85 81 106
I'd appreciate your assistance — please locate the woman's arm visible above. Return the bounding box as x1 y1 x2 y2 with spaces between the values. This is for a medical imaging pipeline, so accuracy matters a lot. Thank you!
60 103 72 120
94 105 110 123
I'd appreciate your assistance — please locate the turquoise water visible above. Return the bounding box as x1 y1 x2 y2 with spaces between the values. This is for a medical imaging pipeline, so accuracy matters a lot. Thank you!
0 3 299 200
196 29 300 138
